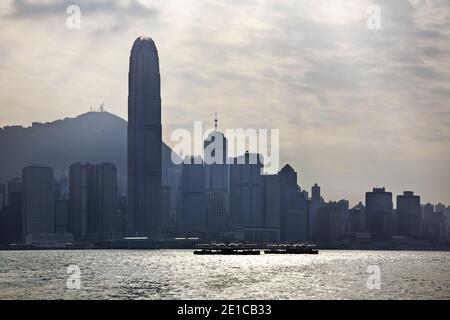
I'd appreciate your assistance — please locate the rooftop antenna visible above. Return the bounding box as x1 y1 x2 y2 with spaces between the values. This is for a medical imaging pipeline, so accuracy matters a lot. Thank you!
214 112 218 131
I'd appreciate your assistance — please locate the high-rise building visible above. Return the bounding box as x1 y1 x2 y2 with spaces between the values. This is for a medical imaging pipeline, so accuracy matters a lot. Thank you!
396 191 421 238
348 202 366 233
230 152 264 229
93 163 117 240
127 36 162 238
310 183 322 239
313 202 341 244
422 203 448 241
337 199 350 237
7 178 22 206
0 191 22 245
22 165 55 242
311 183 322 216
69 162 117 241
204 123 230 237
54 200 70 234
177 157 207 237
263 174 281 229
365 187 393 241
279 165 308 242
69 163 89 240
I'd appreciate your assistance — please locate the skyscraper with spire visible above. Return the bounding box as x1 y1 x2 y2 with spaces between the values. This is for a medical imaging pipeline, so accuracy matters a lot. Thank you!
127 37 162 238
204 114 230 237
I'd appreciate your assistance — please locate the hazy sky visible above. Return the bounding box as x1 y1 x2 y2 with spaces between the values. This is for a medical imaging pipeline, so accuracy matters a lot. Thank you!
0 0 449 206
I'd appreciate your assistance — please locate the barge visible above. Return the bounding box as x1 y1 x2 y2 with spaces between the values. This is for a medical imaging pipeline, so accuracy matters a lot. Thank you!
264 244 319 254
193 243 260 255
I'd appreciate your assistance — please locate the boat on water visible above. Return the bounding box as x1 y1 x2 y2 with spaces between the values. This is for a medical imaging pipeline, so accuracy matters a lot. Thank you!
264 244 319 254
193 243 260 255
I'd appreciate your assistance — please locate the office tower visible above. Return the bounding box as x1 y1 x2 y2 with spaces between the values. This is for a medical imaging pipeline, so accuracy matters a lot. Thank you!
348 202 366 233
422 203 433 237
0 191 22 245
279 164 308 242
22 165 55 242
337 199 350 237
94 163 117 240
178 157 207 236
396 191 421 238
54 200 70 234
444 206 450 237
310 183 322 239
313 202 341 244
128 36 162 238
204 121 230 237
162 142 182 235
7 178 22 206
435 203 446 214
69 162 118 241
430 211 448 241
311 183 322 216
422 203 448 241
434 204 450 239
57 174 69 200
230 152 264 229
263 174 281 229
365 187 393 241
69 163 89 240
0 182 5 209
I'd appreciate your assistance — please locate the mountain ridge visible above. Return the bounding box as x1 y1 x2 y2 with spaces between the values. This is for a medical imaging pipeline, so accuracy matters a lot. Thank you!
0 111 179 188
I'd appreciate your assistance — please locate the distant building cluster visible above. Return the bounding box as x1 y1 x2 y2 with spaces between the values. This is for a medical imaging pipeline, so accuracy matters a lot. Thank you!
0 162 449 248
0 37 449 249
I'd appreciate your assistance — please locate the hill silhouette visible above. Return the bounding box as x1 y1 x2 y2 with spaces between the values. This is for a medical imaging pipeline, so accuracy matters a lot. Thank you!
0 111 180 191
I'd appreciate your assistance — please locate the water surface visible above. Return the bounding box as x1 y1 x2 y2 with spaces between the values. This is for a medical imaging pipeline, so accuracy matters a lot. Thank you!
0 250 449 299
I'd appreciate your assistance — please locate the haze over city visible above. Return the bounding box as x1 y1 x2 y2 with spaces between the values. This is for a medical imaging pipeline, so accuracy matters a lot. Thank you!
0 0 449 206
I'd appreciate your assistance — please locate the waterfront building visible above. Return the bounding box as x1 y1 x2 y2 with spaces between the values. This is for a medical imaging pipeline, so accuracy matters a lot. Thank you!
22 165 55 243
365 187 394 241
127 37 162 238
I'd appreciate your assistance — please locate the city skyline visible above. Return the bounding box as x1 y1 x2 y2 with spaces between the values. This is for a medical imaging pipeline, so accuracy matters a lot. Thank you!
0 0 449 207
1 109 450 209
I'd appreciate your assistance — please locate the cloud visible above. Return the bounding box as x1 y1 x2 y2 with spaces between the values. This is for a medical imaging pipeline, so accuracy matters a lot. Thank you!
0 0 449 205
8 0 157 18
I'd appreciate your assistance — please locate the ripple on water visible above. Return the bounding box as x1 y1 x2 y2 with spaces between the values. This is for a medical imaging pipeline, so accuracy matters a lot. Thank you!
0 250 449 299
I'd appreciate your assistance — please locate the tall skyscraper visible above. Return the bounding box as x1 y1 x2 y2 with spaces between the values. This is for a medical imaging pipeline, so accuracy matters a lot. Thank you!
310 183 322 239
279 165 308 242
69 163 89 240
204 119 230 237
263 174 281 229
396 191 421 238
22 165 55 242
0 191 22 245
127 37 162 238
177 156 207 237
230 152 264 229
313 202 341 244
69 162 118 241
365 187 393 241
